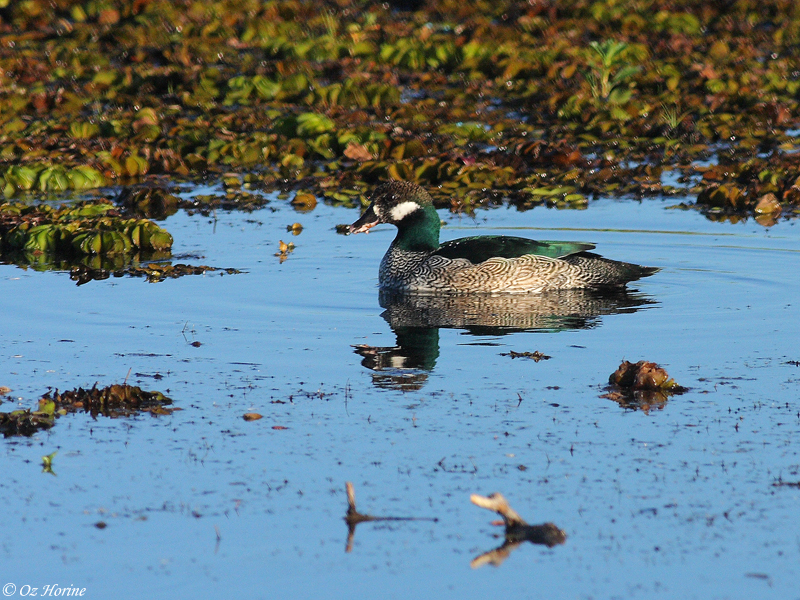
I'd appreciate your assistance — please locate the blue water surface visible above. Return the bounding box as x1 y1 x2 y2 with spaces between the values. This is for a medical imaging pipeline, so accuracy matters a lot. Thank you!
1 187 799 600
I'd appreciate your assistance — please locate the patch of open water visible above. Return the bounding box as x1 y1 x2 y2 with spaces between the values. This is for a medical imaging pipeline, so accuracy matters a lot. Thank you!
1 188 799 599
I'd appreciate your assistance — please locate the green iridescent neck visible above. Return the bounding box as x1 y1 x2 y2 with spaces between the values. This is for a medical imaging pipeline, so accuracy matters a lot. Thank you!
392 203 440 252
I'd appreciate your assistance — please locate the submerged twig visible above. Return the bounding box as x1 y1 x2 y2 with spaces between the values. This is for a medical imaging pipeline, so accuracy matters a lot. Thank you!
772 480 800 488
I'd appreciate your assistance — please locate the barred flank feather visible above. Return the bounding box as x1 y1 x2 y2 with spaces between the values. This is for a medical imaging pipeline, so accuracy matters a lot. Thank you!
380 247 658 294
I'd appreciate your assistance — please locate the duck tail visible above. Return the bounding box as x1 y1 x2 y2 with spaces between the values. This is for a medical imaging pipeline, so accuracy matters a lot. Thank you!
565 252 660 286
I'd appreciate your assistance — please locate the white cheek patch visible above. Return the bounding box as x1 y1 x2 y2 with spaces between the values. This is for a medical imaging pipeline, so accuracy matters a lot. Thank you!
390 201 420 221
372 203 381 217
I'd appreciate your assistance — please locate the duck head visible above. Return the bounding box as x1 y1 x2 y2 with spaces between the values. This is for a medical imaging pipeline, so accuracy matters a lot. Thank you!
350 181 435 234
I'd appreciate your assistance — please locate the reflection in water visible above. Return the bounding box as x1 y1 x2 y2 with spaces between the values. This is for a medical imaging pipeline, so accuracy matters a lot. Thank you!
471 523 567 568
601 389 671 414
354 288 657 390
353 326 439 391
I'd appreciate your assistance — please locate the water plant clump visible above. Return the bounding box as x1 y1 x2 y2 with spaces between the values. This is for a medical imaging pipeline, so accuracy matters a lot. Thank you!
0 0 798 220
0 197 246 283
0 200 173 256
0 384 175 437
601 359 687 413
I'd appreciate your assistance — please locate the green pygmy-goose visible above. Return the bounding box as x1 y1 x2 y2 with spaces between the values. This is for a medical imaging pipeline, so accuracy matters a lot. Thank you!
350 181 658 294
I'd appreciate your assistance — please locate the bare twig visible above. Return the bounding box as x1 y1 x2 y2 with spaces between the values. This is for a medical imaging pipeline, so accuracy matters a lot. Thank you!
345 481 378 527
470 492 566 567
470 492 527 527
343 482 437 553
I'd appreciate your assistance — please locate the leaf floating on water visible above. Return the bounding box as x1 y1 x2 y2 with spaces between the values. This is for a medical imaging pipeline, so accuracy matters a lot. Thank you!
41 450 57 475
291 192 317 213
243 413 263 421
343 142 374 162
37 398 56 415
755 193 781 215
275 240 296 262
272 425 289 430
287 223 303 235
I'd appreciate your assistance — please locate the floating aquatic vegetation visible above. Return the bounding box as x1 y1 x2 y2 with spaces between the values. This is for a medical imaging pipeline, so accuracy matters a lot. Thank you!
286 222 303 235
291 191 317 212
0 196 241 282
0 398 58 437
52 383 175 418
275 240 295 263
601 359 687 414
2 165 105 197
69 262 242 285
608 360 680 391
118 187 180 219
0 384 175 437
179 190 272 214
41 450 57 475
0 200 172 256
0 0 798 220
499 350 551 362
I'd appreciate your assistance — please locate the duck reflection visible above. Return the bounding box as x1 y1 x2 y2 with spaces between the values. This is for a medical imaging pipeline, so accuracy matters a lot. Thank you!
353 288 656 390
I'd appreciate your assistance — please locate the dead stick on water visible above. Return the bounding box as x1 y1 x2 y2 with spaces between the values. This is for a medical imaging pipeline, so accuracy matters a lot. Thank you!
470 491 566 564
345 481 377 526
344 481 437 553
123 367 132 385
470 492 527 527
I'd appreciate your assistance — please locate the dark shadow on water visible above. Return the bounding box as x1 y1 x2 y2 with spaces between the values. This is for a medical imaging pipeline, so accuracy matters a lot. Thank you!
353 288 657 390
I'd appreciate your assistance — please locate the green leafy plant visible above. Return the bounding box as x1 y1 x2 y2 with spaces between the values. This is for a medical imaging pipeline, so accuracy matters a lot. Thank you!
585 40 640 102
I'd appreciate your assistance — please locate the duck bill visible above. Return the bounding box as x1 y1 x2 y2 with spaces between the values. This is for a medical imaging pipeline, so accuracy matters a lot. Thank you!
349 204 379 234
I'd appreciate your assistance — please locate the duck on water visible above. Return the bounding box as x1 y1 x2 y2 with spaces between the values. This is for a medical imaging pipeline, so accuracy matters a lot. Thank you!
349 181 658 294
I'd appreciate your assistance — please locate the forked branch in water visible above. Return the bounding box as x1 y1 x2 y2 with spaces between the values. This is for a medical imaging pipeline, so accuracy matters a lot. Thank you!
470 492 566 568
344 481 437 552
